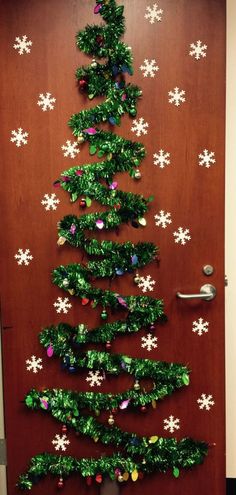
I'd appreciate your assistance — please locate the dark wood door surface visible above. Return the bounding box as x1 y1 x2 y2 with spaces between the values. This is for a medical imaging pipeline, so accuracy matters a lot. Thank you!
0 0 225 494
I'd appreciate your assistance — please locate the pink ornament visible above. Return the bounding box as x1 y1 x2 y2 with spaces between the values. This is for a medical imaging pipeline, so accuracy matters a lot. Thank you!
109 182 118 190
40 398 49 410
94 4 102 14
76 169 83 176
119 399 131 410
121 94 127 101
117 296 128 308
47 344 54 358
70 224 76 235
96 219 104 230
83 127 97 135
61 176 70 182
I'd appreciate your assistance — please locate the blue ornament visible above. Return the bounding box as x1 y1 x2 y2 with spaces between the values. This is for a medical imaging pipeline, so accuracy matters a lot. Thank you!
109 116 116 125
115 268 124 275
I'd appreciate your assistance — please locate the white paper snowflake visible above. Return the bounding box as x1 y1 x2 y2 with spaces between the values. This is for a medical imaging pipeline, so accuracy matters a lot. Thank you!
14 248 33 266
163 415 180 433
138 275 156 293
139 59 159 78
145 4 163 24
197 393 215 411
192 318 209 336
86 370 105 387
53 297 72 314
37 92 56 111
52 434 70 452
198 149 216 168
13 35 32 55
153 149 170 168
26 355 43 373
168 87 186 107
173 227 191 245
131 118 149 137
141 333 158 351
10 128 28 147
41 193 60 211
189 40 207 60
154 210 172 228
61 140 80 159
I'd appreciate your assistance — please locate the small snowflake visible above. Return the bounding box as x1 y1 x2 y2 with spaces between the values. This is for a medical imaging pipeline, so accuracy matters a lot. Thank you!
13 35 32 55
37 92 56 111
189 40 207 60
61 140 80 159
192 318 209 336
198 149 216 168
140 59 159 78
168 87 186 107
163 415 180 433
138 275 156 293
145 4 163 24
52 434 70 452
41 193 60 211
173 227 191 245
197 393 215 411
53 297 72 314
10 128 28 147
154 210 172 228
153 149 170 168
26 355 43 373
86 370 105 387
14 249 33 266
131 118 149 137
141 333 158 351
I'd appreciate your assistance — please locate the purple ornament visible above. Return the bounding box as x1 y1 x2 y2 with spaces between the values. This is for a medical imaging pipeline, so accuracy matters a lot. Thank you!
109 181 118 190
61 176 70 182
121 93 127 101
76 169 83 176
40 398 49 410
94 4 102 14
96 219 104 230
117 296 128 308
119 399 131 410
70 223 76 235
83 127 97 135
131 255 138 265
47 344 54 358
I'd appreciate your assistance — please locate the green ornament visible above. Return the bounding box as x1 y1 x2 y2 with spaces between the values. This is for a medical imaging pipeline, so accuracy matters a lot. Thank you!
173 467 180 478
101 309 108 320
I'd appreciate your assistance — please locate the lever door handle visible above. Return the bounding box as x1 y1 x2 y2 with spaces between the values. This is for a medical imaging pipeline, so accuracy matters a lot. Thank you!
176 284 216 301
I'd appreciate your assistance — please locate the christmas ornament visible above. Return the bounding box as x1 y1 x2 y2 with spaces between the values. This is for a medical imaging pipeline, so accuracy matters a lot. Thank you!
108 414 115 425
61 425 67 434
77 134 85 144
134 168 141 179
101 309 108 320
57 477 64 489
79 198 87 208
78 78 88 92
140 405 147 413
105 341 111 350
91 58 98 68
134 273 140 284
134 379 140 391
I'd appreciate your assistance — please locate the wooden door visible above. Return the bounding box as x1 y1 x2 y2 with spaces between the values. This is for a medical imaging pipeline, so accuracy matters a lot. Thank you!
0 0 225 494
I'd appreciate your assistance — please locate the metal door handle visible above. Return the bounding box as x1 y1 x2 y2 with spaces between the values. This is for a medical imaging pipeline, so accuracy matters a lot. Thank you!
176 284 216 301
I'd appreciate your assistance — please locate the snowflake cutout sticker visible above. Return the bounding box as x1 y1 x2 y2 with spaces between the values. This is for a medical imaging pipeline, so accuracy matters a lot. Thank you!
131 118 149 137
52 434 70 452
53 297 72 314
13 35 32 55
189 40 207 60
168 87 186 107
192 318 209 336
86 370 105 387
153 149 170 169
37 93 56 111
41 193 60 211
141 333 158 351
140 59 159 78
154 210 172 228
61 140 80 159
173 227 191 246
198 149 216 168
145 4 163 24
163 415 180 433
14 249 33 266
10 128 28 147
138 275 156 293
26 355 43 373
197 393 215 411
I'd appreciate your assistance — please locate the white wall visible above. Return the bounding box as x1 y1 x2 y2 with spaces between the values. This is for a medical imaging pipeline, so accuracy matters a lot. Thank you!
0 329 7 494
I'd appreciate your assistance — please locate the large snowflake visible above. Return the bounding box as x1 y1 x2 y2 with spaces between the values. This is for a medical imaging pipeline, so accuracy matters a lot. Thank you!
154 210 172 228
168 87 186 107
139 59 159 78
86 370 105 387
141 333 158 351
53 297 72 314
52 434 70 452
37 92 56 111
61 140 80 159
189 40 207 60
10 128 28 147
197 393 215 411
198 149 216 168
153 149 170 168
145 4 163 24
13 35 32 55
138 275 156 293
173 227 191 245
26 355 43 373
14 248 33 266
163 415 180 433
41 193 60 211
131 118 149 137
192 318 209 336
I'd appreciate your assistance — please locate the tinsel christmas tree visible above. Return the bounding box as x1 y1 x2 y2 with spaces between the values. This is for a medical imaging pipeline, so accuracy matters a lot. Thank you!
18 0 208 491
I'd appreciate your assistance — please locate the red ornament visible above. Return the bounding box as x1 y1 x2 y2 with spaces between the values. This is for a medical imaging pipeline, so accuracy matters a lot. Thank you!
140 405 147 413
79 198 87 208
96 35 104 46
112 407 118 414
61 425 67 434
106 341 111 350
86 476 93 486
95 473 103 484
57 478 64 489
82 298 90 306
78 79 88 92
